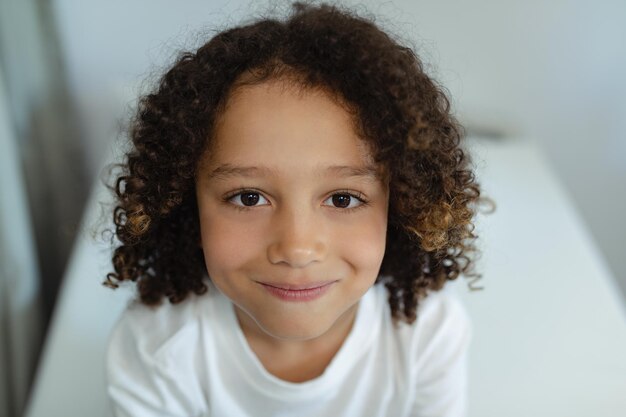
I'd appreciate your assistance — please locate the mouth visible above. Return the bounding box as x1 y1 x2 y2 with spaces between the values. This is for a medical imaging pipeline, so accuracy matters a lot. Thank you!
257 280 338 302
258 280 338 291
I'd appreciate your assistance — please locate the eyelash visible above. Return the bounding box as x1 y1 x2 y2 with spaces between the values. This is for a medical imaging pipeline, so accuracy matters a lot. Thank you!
222 188 370 213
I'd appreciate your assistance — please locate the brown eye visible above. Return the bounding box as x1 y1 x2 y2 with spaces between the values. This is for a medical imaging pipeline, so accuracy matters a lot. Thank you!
332 194 352 208
227 191 269 209
240 192 260 206
323 191 368 211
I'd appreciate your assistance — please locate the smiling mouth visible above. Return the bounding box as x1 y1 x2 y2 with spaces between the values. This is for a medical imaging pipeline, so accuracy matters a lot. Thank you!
257 281 337 302
258 280 338 291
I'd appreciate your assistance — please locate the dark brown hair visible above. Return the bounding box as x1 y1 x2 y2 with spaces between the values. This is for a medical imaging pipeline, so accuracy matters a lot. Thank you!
105 1 492 323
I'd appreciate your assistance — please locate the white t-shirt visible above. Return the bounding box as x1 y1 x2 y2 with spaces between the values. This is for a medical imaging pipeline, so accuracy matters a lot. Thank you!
106 281 472 417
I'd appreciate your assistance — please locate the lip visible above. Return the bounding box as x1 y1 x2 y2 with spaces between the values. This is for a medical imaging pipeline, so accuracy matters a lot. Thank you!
258 280 338 302
259 280 337 290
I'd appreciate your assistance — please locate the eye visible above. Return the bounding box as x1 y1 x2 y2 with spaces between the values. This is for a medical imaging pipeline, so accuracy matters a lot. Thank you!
223 189 369 212
323 191 368 211
226 190 269 209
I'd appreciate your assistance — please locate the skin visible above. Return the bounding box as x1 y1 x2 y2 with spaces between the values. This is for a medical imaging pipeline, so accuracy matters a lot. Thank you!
195 79 390 382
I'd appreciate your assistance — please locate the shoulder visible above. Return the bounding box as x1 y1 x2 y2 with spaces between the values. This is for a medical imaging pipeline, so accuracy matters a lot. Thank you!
384 284 473 368
105 289 215 415
107 289 211 364
381 283 472 333
415 286 472 335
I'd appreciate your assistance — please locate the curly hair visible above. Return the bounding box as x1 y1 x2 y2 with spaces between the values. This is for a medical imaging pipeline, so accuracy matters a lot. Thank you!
105 1 492 324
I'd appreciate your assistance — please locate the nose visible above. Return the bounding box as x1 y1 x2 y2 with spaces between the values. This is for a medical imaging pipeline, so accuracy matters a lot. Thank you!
266 205 328 268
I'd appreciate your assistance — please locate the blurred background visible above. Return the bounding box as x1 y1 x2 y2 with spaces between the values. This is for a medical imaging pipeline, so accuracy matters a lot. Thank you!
1 0 624 416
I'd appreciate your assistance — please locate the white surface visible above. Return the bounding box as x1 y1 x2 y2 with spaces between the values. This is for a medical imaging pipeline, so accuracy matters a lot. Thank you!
24 137 626 417
457 137 626 416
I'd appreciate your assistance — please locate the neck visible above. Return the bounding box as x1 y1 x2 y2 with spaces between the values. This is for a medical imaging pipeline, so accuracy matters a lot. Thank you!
234 304 359 382
234 302 359 354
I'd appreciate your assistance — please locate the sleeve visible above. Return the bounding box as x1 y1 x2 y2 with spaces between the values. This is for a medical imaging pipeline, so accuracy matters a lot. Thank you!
410 293 473 417
105 310 207 417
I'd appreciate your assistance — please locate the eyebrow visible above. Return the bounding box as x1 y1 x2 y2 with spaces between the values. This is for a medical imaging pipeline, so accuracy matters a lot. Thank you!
207 163 381 182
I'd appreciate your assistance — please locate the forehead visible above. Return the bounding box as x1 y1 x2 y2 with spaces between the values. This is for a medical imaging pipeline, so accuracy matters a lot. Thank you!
205 80 384 181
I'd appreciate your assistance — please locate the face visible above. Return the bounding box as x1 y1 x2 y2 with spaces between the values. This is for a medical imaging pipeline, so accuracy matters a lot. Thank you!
195 79 389 345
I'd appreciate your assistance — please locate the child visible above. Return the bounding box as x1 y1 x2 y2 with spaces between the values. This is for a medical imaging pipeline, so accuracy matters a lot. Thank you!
104 2 488 416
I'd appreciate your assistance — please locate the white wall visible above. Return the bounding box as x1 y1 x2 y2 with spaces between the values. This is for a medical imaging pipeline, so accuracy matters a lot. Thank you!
50 0 626 298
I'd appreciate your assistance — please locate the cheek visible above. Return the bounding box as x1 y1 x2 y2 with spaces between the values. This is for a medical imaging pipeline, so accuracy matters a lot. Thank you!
338 210 388 273
198 212 263 278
